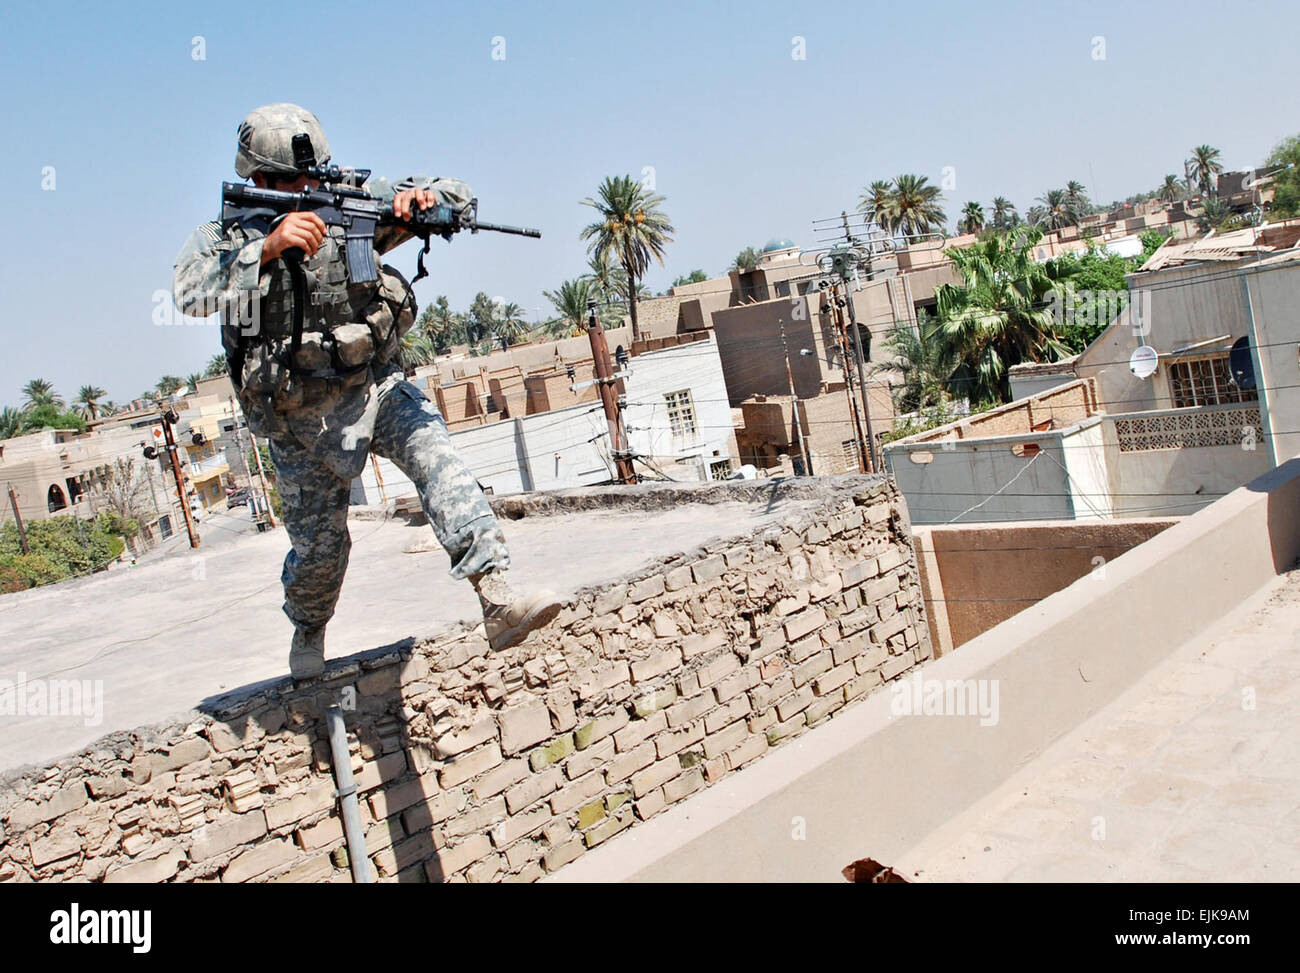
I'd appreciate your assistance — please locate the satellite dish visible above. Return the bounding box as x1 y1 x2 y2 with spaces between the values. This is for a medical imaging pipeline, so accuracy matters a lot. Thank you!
1130 345 1158 379
1229 336 1256 390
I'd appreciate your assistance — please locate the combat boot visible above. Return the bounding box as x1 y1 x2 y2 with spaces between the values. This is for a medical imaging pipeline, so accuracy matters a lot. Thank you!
289 624 326 680
471 572 563 651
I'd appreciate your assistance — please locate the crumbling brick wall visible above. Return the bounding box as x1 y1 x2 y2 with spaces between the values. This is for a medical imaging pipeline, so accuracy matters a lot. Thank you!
0 480 929 884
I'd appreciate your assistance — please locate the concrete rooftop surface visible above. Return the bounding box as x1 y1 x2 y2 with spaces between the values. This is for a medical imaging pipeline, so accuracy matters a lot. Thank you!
0 482 831 773
897 568 1300 882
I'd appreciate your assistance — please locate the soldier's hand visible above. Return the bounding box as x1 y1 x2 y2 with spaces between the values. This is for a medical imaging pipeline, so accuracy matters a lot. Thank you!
393 187 439 221
262 212 327 263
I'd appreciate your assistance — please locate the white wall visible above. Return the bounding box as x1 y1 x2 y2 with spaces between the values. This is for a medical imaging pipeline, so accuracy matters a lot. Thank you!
355 337 736 502
1061 418 1113 519
621 336 735 481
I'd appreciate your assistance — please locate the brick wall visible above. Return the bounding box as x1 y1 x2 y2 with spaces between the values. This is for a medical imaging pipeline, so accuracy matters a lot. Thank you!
0 481 929 884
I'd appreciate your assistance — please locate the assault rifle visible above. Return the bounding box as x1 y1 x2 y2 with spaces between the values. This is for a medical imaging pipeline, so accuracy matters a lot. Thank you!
220 165 541 283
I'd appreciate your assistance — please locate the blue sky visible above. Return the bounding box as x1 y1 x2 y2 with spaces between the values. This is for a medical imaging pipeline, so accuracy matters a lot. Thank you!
2 0 1298 407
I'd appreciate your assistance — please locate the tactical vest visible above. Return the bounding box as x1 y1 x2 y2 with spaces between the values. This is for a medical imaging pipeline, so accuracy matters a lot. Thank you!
223 223 416 433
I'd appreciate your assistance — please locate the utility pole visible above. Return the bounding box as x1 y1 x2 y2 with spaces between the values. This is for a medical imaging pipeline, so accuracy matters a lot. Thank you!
586 301 636 485
778 319 813 476
837 279 878 472
6 483 29 555
159 413 201 550
823 285 869 473
248 430 278 528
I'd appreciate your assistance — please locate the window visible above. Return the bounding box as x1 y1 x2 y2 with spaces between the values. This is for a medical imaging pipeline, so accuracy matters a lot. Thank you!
842 439 861 471
709 459 733 481
1168 355 1258 408
665 390 698 439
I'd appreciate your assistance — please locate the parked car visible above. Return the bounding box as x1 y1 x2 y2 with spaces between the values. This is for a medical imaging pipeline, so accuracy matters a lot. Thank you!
226 487 252 509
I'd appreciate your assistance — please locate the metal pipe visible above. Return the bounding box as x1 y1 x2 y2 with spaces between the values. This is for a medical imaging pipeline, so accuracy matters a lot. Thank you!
325 704 372 883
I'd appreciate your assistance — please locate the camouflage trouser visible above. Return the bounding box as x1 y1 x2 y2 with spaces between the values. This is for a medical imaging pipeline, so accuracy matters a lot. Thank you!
270 379 508 630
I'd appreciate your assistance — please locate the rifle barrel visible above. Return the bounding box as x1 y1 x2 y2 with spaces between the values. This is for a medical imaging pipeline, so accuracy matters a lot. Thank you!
473 220 542 238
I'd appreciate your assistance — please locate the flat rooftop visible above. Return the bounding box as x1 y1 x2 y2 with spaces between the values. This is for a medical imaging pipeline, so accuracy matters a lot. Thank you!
898 568 1300 882
0 481 839 773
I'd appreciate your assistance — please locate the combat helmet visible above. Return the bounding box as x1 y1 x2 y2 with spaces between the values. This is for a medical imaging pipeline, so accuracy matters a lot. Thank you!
234 103 331 178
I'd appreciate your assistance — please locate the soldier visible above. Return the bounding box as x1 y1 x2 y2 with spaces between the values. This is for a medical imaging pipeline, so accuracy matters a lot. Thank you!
173 103 561 679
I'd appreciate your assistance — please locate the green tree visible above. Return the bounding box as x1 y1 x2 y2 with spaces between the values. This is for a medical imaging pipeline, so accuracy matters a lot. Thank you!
155 375 184 399
990 197 1018 230
580 174 675 343
1188 144 1223 196
856 179 894 227
959 201 985 235
184 373 204 395
879 174 947 238
1064 180 1091 217
1158 174 1184 203
1195 195 1239 233
74 385 107 420
585 250 630 308
419 295 467 353
1265 135 1300 218
18 404 86 435
203 353 229 378
0 406 24 440
397 331 436 372
670 269 709 288
933 227 1072 402
543 278 600 338
730 247 761 272
1031 189 1077 230
495 302 530 346
872 314 962 414
22 379 62 411
466 292 498 345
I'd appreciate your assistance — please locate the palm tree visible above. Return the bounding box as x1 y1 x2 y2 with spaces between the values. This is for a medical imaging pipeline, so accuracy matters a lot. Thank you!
1158 175 1184 203
185 373 204 395
495 302 530 345
22 379 62 411
959 201 985 235
856 179 894 227
879 174 947 238
203 354 228 378
419 296 467 353
155 375 183 399
1188 144 1223 196
1064 180 1091 217
75 385 107 420
397 331 436 373
873 315 963 414
543 278 599 338
0 406 23 440
467 292 498 345
585 250 630 308
580 174 675 343
1032 189 1076 230
990 197 1018 230
1195 195 1240 233
932 227 1073 402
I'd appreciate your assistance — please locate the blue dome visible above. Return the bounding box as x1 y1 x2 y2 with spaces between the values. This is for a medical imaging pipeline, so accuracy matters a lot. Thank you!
761 237 796 253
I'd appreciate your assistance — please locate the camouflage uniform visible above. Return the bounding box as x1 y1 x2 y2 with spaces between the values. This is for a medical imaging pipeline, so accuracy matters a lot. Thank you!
173 173 509 633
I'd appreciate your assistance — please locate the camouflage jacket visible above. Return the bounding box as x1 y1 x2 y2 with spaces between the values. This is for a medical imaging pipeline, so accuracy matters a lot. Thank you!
172 175 468 474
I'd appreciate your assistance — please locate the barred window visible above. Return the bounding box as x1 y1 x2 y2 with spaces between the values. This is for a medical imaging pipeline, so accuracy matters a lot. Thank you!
842 439 861 471
665 390 698 439
1168 356 1257 408
709 459 733 480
